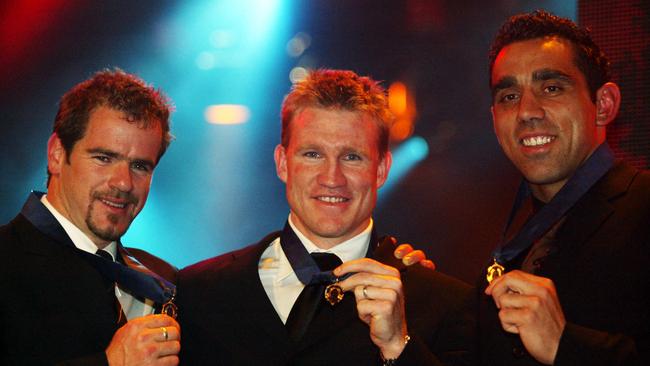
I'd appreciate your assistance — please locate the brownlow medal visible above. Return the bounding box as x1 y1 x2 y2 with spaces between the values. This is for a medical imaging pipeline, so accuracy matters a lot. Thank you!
161 292 178 319
324 283 344 306
486 259 505 284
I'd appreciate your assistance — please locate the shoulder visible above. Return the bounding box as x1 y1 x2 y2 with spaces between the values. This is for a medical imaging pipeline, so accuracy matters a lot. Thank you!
179 231 280 281
404 264 472 302
373 234 472 306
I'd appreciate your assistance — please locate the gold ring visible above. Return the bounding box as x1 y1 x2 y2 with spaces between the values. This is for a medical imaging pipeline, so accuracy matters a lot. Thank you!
362 286 369 299
162 326 168 341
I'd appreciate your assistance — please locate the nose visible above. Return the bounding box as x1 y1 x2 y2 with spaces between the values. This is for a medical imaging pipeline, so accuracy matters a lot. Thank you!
517 90 545 125
317 158 346 188
108 162 134 192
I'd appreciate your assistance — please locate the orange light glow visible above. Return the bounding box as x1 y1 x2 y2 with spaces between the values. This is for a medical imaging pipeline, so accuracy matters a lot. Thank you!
389 82 408 115
204 104 250 125
388 81 416 142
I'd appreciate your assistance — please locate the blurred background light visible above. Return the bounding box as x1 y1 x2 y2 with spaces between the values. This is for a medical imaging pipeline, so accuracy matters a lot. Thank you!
289 66 308 83
205 104 251 125
379 135 430 199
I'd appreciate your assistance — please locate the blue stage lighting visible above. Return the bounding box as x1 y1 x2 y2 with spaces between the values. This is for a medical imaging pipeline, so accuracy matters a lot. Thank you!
379 136 430 200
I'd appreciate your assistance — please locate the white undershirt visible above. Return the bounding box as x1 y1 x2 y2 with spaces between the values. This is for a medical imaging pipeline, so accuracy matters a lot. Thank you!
41 195 154 320
258 214 372 323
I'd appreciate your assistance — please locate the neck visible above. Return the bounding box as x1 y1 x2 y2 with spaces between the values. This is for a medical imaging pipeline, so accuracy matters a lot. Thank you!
529 179 567 203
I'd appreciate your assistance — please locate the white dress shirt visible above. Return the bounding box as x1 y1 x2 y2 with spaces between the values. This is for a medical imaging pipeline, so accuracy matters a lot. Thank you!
41 195 155 320
258 214 372 323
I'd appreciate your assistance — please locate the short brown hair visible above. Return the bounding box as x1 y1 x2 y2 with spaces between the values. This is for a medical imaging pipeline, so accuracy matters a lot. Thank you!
280 69 393 156
47 69 173 185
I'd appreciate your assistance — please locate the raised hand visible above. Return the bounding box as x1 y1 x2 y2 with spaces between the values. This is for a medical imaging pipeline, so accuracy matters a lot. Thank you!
335 258 408 359
485 270 566 365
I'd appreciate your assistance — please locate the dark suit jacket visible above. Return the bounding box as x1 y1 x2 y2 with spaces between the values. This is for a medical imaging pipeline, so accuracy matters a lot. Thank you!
178 231 473 365
477 162 650 365
0 198 177 366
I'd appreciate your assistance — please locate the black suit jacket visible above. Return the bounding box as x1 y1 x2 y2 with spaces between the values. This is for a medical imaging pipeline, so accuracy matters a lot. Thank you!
477 162 650 365
0 196 177 366
178 231 473 365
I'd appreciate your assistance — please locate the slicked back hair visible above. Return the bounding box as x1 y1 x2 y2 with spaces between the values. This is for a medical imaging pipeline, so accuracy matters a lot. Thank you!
488 9 611 101
280 69 394 157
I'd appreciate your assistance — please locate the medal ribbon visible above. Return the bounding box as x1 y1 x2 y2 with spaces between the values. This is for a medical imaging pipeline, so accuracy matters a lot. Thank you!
21 192 176 305
492 143 615 265
279 220 377 285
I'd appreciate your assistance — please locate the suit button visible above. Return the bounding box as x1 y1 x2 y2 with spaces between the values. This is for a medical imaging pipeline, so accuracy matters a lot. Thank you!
512 346 527 358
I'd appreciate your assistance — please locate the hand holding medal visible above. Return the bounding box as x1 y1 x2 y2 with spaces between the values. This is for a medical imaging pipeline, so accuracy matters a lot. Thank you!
485 270 566 364
331 258 409 360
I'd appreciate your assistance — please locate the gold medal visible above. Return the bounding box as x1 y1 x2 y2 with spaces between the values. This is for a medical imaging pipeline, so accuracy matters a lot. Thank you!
161 291 178 319
324 283 344 306
486 258 505 284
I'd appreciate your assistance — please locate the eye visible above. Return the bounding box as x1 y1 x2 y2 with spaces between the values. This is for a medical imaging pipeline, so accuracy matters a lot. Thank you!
93 155 111 163
343 153 362 161
501 93 519 102
131 161 152 173
495 90 519 104
544 85 563 94
303 151 321 159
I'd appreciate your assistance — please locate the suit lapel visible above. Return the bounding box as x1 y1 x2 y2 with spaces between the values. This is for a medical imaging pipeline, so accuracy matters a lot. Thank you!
544 163 636 263
14 214 117 338
227 235 293 350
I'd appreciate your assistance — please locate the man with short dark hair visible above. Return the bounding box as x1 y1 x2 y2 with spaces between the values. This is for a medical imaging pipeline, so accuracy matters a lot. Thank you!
480 10 649 365
178 69 472 365
0 69 181 365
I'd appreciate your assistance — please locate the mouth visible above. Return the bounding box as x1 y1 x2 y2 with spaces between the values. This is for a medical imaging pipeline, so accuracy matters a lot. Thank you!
520 135 556 147
315 195 349 204
94 191 137 212
100 198 128 209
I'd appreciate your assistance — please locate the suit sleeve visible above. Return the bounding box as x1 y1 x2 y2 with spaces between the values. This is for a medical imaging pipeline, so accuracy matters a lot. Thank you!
554 322 645 366
55 353 109 366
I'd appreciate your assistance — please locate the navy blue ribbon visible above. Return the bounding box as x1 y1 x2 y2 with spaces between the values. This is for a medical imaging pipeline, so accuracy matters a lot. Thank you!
279 221 377 285
21 192 175 305
493 143 615 264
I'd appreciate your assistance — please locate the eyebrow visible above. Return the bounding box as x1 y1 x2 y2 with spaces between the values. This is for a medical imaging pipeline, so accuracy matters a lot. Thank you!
86 147 156 168
491 76 517 95
532 68 574 84
491 68 575 97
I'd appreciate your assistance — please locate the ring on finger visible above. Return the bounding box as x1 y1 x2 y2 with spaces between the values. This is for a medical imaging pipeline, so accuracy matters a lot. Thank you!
362 285 369 299
161 326 168 341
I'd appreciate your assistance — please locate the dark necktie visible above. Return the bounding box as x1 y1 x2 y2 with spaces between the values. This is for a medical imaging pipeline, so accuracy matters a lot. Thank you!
96 249 127 326
285 252 342 341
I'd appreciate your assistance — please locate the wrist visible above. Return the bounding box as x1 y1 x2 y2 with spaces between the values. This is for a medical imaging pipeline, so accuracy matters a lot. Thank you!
379 334 410 363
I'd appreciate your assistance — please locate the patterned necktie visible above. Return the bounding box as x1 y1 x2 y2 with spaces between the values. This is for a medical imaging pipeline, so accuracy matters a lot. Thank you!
96 249 127 326
285 252 342 341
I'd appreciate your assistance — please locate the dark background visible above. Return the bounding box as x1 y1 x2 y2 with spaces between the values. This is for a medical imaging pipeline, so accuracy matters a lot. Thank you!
1 0 646 284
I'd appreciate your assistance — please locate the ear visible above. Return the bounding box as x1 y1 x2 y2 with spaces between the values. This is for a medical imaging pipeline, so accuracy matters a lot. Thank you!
376 151 392 189
490 105 499 137
47 133 65 177
274 144 288 183
595 82 621 127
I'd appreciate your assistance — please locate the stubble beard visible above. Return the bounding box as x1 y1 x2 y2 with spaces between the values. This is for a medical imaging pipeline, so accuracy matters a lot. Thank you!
85 194 136 242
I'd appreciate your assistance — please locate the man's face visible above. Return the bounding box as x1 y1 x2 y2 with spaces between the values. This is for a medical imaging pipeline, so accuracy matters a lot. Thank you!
274 107 391 249
491 37 601 201
47 106 162 246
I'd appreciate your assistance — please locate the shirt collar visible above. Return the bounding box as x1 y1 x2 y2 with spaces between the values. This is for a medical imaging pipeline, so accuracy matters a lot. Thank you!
41 194 117 257
275 214 372 281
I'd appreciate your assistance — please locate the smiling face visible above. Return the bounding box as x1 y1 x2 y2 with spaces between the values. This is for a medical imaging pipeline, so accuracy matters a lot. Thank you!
491 37 605 202
47 106 163 248
274 107 391 249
